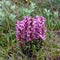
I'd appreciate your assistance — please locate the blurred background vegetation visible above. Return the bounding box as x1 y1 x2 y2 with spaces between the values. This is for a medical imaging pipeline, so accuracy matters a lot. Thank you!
0 0 60 60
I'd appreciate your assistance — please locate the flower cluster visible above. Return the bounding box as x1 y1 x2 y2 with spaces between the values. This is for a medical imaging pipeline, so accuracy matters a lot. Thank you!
16 15 46 43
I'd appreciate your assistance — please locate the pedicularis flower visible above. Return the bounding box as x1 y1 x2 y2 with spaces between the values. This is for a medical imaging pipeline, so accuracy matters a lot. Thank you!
16 15 46 44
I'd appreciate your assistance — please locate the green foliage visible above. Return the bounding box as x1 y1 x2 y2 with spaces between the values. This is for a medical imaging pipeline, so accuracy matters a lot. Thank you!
37 48 46 60
22 40 43 57
42 8 60 30
18 2 36 19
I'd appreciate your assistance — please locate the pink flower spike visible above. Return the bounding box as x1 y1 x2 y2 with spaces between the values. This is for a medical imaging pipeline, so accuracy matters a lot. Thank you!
16 16 46 44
